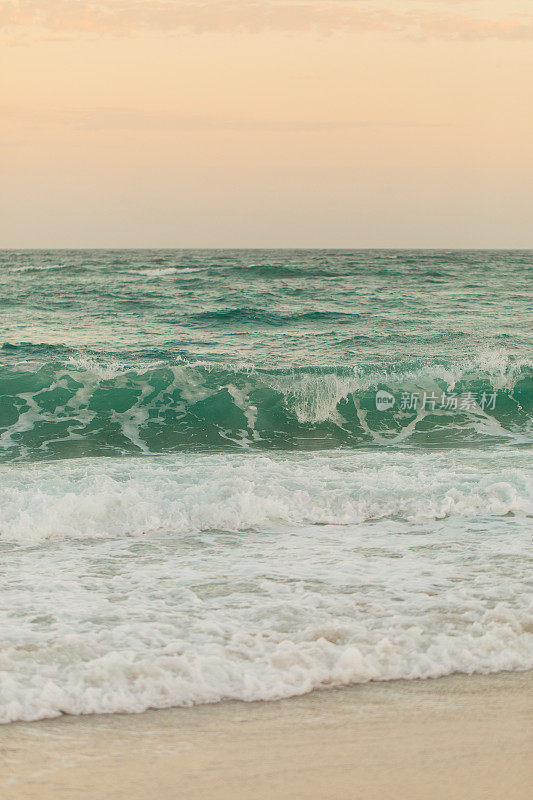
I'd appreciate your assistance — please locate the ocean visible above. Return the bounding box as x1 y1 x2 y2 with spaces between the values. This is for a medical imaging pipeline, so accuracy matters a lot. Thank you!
0 249 532 723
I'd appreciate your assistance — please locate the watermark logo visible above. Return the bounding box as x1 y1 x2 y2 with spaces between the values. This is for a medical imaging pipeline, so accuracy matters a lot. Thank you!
375 390 497 412
375 390 396 411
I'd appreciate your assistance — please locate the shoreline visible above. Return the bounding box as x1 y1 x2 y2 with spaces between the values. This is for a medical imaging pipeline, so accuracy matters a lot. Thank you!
2 670 532 799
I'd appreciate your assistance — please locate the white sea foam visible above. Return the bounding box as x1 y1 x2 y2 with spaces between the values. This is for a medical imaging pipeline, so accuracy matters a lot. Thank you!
0 449 532 723
0 450 531 542
11 264 64 273
127 267 204 277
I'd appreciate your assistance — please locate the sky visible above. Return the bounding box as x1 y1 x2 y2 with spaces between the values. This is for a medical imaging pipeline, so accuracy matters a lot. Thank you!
1 0 532 248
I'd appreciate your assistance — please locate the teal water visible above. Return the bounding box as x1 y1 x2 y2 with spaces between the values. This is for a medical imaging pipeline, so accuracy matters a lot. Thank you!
1 249 532 459
0 250 532 723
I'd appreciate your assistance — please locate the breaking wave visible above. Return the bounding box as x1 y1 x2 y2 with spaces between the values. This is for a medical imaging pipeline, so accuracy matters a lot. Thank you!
0 352 531 461
1 448 531 543
1 448 531 721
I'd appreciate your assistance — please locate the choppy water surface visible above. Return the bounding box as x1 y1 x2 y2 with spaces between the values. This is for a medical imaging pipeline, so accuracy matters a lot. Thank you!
0 250 531 722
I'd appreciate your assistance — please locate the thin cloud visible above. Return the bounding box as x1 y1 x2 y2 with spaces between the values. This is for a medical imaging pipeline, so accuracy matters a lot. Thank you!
1 1 532 41
416 11 533 39
1 107 453 132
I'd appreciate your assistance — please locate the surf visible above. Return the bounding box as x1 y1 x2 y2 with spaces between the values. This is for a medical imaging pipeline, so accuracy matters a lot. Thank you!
0 353 531 462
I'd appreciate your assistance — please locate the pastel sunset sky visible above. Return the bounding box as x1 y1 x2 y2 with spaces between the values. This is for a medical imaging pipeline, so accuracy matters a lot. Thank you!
1 1 532 247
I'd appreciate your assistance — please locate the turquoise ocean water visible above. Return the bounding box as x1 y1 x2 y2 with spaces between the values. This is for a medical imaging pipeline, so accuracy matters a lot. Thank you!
0 250 532 721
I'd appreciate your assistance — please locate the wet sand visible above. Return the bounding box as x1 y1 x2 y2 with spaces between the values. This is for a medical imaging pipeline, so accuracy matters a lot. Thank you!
1 671 532 800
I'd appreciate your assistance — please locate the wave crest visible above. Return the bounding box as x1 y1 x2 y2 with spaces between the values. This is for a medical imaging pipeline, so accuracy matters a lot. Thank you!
0 353 531 461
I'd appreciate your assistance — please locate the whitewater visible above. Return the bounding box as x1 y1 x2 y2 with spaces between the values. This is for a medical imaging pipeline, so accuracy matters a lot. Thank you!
0 249 532 723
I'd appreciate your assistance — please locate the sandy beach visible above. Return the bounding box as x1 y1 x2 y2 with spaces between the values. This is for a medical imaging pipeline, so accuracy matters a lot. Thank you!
2 671 531 800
